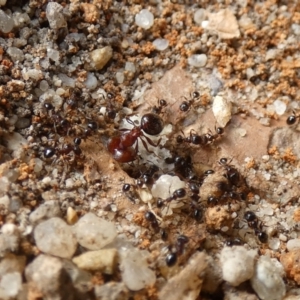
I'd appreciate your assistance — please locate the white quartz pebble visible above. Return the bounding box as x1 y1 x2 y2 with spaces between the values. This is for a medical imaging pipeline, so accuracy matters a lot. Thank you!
135 9 154 29
46 2 66 29
220 246 257 286
73 213 117 250
250 255 286 300
287 238 300 251
212 94 232 127
188 54 207 67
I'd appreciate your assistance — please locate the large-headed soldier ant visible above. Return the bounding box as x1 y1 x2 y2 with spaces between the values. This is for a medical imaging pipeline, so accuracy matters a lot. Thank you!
107 113 164 163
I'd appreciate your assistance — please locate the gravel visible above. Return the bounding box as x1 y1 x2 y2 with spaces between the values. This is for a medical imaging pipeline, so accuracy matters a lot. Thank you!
0 0 299 298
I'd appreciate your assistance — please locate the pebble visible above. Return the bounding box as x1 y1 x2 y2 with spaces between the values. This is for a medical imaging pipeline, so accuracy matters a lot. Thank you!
159 252 207 300
135 9 154 29
25 254 75 299
29 200 62 225
251 255 286 300
0 9 14 33
6 47 25 62
0 272 22 298
194 9 207 25
212 94 232 127
46 2 67 29
153 38 169 51
84 72 98 90
88 46 113 70
220 246 257 286
0 224 20 255
0 254 25 275
34 217 77 259
287 239 300 251
66 207 78 225
0 0 6 6
188 54 208 67
273 99 287 115
94 282 129 300
73 213 117 250
72 249 117 274
119 247 156 291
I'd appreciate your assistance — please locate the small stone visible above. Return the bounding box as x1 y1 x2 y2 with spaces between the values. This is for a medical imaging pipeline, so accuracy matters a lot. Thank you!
0 253 26 275
125 62 136 73
159 252 207 300
29 200 61 225
116 71 124 84
34 217 77 259
251 256 286 300
0 224 20 255
94 282 129 300
66 207 78 225
7 80 25 92
6 47 25 62
265 49 278 61
135 9 154 29
84 72 98 90
287 239 300 251
73 213 117 250
281 250 300 284
153 38 169 51
57 73 75 87
151 174 185 199
80 3 100 23
206 9 240 39
39 80 49 92
0 10 14 33
72 249 117 274
220 246 257 286
212 94 232 127
46 2 67 29
0 272 22 297
119 247 156 291
273 99 287 115
188 54 207 67
194 9 207 25
25 255 75 299
88 46 113 70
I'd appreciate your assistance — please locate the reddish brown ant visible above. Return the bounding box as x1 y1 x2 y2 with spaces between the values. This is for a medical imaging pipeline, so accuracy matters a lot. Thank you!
107 113 164 163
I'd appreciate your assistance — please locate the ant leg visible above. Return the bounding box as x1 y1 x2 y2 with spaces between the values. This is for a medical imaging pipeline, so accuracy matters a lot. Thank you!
142 135 162 148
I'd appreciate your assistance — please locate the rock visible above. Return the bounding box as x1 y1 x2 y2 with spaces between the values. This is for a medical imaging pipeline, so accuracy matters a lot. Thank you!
46 2 67 29
0 253 26 275
88 47 113 70
72 249 117 274
34 217 77 259
212 94 232 128
251 255 286 300
66 207 78 225
205 9 240 39
281 250 300 284
6 47 25 62
223 285 259 300
73 213 117 250
286 239 300 251
0 272 22 298
159 252 207 300
94 282 129 300
220 246 257 286
188 54 208 68
0 9 14 33
0 224 20 255
202 255 222 294
25 255 75 300
135 9 154 29
80 3 100 23
119 247 156 291
153 38 169 51
29 200 61 224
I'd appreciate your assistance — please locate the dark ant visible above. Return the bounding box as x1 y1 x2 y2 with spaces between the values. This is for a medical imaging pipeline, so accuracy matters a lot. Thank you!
219 158 240 186
136 164 159 186
107 113 164 163
145 211 160 232
179 91 200 112
152 99 167 115
286 111 300 125
106 92 117 120
157 188 186 208
244 211 268 243
165 235 189 267
122 183 137 203
225 238 242 247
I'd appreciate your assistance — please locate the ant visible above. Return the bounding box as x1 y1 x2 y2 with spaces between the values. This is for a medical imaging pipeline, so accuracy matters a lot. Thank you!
244 211 268 243
225 238 242 247
219 158 240 186
165 235 189 267
122 183 137 203
157 188 187 209
286 111 300 125
107 113 164 163
152 99 167 115
136 164 160 186
145 211 160 233
179 91 200 112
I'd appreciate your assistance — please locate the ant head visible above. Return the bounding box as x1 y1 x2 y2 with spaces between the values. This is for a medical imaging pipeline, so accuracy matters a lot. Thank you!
141 113 164 135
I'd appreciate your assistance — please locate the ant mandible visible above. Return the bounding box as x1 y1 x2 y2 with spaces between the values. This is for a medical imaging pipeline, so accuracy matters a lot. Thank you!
107 113 164 163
